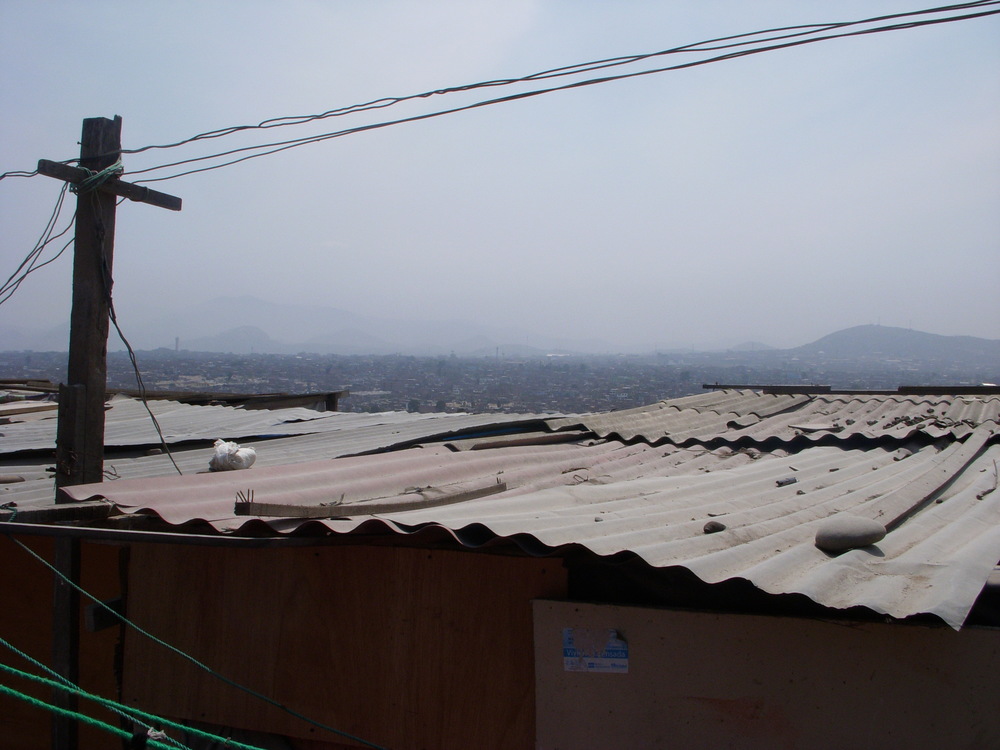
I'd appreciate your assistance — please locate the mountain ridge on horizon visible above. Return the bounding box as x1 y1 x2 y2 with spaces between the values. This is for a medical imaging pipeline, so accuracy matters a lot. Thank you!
1 295 997 359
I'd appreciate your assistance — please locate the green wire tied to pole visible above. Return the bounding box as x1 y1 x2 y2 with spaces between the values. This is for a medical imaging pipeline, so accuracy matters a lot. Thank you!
71 158 124 194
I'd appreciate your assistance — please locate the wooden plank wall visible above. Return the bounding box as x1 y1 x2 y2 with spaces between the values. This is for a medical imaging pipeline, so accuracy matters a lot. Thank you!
0 535 122 750
123 544 567 749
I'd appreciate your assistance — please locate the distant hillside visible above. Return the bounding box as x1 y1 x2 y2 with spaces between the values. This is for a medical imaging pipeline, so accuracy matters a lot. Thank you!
729 341 776 352
128 295 619 356
3 305 996 362
182 325 282 354
0 323 69 352
790 324 1000 361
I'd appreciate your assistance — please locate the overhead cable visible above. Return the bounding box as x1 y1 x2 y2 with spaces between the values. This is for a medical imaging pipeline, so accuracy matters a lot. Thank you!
124 2 1000 184
78 191 185 475
0 183 75 307
0 169 39 181
119 0 1000 159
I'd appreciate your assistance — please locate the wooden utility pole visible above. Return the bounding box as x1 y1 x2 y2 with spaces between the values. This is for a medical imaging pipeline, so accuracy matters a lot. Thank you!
37 116 181 750
39 117 181 488
56 116 120 488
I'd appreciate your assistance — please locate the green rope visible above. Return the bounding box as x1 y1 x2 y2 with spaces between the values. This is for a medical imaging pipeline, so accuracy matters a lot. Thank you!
0 636 191 750
0 658 275 750
71 158 124 194
0 680 177 749
4 535 388 750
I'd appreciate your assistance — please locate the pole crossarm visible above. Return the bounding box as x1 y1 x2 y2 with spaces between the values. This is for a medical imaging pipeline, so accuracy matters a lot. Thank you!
36 158 182 211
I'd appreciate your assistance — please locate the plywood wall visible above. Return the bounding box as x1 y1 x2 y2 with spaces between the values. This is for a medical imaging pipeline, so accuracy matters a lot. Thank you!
124 544 567 749
534 600 1000 750
0 535 123 750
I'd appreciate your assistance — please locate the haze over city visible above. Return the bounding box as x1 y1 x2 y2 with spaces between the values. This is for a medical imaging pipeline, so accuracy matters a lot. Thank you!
2 1 998 352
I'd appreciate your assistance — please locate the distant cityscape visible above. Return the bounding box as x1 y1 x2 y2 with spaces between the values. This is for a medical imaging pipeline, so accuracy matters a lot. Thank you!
3 332 997 415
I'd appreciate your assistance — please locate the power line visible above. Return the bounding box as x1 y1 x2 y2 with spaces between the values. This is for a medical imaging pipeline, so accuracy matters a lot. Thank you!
123 2 1000 185
114 20 859 154
0 1 994 327
107 300 184 476
73 187 185 475
1 1 996 183
0 182 75 307
116 1 1000 160
0 168 40 181
0 186 184 473
2 2 997 417
1 0 994 352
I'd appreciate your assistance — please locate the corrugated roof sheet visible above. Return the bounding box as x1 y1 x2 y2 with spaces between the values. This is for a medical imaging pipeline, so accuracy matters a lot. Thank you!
9 388 1000 629
60 425 1000 629
0 405 568 510
0 394 559 455
550 391 1000 444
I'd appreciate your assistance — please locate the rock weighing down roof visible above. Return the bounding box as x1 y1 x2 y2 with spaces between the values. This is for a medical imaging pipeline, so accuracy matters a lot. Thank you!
33 389 999 630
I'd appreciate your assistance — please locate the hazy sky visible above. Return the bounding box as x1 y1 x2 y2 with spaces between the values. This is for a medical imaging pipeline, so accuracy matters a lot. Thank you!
2 1 998 350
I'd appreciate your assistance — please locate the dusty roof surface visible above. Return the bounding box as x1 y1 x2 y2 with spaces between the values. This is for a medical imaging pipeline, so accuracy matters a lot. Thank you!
5 389 999 628
0 393 557 454
549 390 1000 444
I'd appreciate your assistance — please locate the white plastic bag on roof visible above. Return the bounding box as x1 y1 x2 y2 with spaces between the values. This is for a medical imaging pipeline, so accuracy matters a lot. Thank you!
209 439 256 471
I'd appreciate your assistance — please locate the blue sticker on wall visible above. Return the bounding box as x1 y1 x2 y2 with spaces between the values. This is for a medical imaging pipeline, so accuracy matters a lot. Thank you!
562 628 629 673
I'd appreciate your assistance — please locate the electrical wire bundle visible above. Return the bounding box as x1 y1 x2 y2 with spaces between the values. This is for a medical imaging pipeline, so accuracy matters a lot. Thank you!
3 1 997 188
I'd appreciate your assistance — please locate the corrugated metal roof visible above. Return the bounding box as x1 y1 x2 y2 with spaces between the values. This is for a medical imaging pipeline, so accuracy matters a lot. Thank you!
0 394 560 455
9 388 1000 628
58 425 1000 629
0 406 568 509
9 389 992 457
550 391 1000 445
